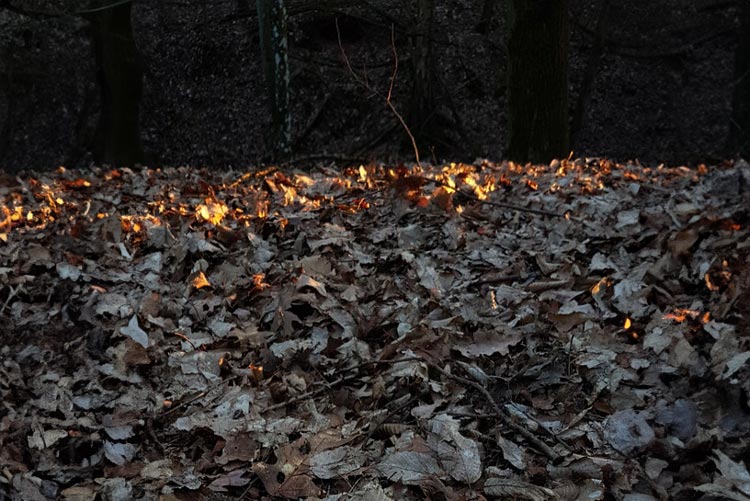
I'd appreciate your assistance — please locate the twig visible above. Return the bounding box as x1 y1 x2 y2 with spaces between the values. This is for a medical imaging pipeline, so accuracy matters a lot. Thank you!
421 359 563 461
159 375 240 419
75 0 133 15
567 325 580 378
239 477 260 500
473 273 526 286
477 197 574 219
335 356 570 459
262 372 363 412
257 355 567 460
0 284 21 317
337 20 421 167
447 411 505 419
261 357 428 414
261 372 366 414
362 395 417 447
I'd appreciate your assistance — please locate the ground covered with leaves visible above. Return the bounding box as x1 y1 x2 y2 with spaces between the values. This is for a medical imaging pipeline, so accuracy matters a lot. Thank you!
1 159 750 500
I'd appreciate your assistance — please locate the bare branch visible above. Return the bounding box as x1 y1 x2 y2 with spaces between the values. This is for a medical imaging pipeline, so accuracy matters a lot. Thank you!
336 19 421 167
386 26 397 102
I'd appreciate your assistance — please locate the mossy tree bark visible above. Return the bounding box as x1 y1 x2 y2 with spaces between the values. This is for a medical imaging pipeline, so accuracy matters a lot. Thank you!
257 0 291 158
88 0 144 166
731 0 750 158
505 0 569 163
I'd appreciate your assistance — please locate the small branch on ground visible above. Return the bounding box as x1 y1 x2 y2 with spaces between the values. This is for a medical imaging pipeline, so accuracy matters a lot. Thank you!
422 359 567 461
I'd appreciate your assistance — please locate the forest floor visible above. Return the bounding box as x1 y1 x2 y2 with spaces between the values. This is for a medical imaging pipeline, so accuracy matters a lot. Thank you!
0 0 740 170
1 159 750 500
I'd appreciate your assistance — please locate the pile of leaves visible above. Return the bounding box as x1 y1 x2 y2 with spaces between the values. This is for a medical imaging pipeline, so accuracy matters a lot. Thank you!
1 158 749 500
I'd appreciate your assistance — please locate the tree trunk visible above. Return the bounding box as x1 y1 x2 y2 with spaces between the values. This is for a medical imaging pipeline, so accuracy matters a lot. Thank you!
731 0 750 158
257 0 291 158
505 0 569 163
88 0 144 166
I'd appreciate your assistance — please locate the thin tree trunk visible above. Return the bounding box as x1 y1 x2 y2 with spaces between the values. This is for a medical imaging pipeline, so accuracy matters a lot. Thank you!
505 0 569 163
88 0 144 166
257 0 291 158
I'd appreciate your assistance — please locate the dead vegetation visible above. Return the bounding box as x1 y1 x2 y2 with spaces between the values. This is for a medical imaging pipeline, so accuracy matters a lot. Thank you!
2 158 750 499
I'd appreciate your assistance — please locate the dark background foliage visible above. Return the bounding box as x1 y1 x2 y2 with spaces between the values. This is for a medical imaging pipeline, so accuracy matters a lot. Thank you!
0 0 740 170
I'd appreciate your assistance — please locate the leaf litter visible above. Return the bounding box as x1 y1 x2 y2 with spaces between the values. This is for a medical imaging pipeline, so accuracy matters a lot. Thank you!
1 158 750 500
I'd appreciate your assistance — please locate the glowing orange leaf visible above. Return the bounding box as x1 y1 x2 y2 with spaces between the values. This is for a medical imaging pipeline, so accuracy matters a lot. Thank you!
591 277 610 295
191 271 211 289
62 178 91 189
196 202 229 225
663 308 700 323
0 206 10 230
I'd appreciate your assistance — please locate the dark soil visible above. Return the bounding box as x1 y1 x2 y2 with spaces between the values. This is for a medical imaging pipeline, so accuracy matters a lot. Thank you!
0 0 741 171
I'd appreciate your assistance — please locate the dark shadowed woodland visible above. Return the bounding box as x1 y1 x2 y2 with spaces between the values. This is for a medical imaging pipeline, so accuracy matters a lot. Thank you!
1 1 750 501
0 0 747 169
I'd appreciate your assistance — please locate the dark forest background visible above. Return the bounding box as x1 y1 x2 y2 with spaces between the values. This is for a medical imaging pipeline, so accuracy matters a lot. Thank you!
0 0 746 171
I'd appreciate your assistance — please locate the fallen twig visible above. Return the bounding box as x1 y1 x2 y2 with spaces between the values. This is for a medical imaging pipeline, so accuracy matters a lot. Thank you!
423 359 566 461
159 375 240 419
